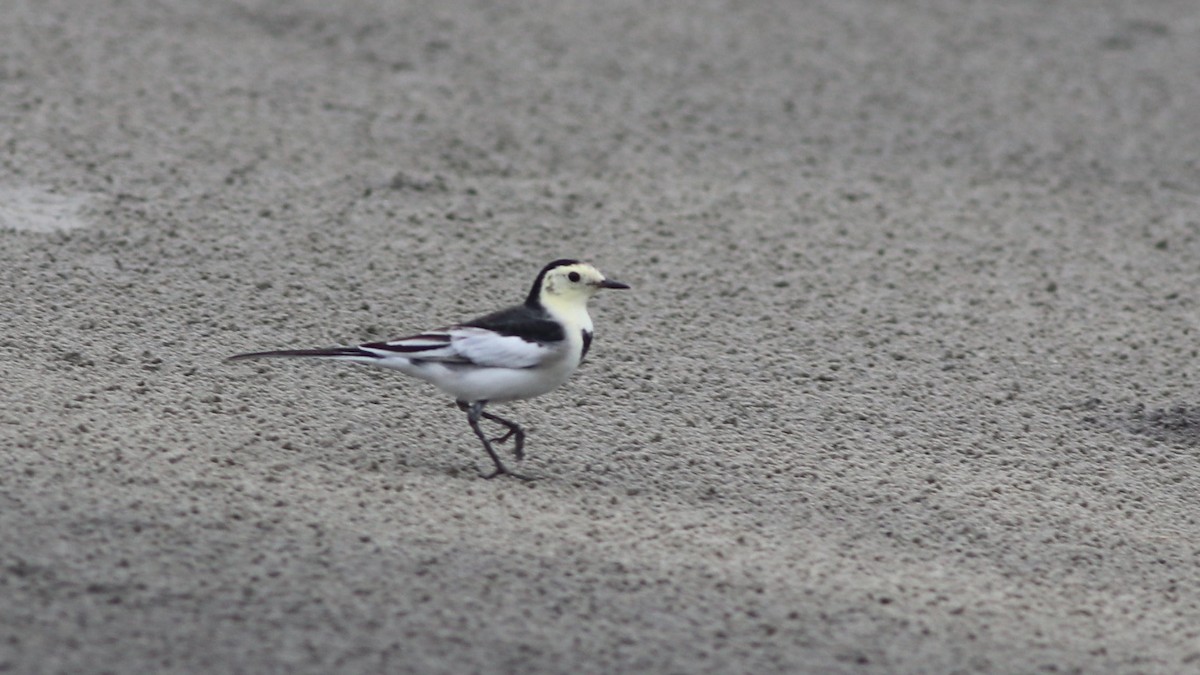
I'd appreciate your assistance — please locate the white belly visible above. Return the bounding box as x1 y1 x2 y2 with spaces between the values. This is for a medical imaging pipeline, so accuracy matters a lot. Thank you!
439 360 578 402
374 352 580 403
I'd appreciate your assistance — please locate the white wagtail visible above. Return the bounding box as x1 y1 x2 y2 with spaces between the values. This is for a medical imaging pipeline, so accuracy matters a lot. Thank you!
229 259 629 478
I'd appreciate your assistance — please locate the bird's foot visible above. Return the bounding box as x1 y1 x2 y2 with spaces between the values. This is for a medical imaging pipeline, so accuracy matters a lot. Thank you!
488 429 526 461
489 429 516 444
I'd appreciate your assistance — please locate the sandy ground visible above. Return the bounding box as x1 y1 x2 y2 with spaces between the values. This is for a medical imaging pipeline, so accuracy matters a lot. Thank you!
3 0 1200 672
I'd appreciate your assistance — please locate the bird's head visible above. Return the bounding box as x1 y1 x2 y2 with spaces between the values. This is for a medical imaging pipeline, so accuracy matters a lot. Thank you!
527 259 629 310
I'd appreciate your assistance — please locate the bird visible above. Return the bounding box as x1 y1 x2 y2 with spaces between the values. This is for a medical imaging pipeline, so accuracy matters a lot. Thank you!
228 259 629 479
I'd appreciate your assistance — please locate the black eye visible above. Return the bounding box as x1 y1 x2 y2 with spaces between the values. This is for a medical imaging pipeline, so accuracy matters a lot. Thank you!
568 271 581 282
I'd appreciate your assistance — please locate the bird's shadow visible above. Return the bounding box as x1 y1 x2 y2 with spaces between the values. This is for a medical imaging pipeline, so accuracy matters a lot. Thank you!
1119 402 1200 446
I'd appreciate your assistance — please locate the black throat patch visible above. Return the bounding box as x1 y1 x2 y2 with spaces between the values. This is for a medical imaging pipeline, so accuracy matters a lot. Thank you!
581 329 593 361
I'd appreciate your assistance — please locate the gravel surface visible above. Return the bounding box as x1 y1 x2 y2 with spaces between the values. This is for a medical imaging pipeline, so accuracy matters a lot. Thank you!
3 0 1200 672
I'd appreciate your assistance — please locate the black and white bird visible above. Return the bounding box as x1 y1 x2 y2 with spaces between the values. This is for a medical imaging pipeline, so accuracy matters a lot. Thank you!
229 259 629 478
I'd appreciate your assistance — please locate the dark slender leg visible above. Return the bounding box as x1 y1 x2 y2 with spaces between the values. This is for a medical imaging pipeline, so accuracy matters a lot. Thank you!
458 401 531 480
480 410 526 460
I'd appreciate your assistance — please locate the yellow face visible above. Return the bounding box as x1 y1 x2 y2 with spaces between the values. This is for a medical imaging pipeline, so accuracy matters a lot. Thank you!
542 263 607 301
538 262 629 310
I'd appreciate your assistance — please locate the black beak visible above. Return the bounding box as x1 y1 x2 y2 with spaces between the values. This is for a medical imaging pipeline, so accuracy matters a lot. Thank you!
598 278 630 290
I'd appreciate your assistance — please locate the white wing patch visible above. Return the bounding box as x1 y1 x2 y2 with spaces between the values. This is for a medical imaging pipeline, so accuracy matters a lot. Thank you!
450 327 557 369
359 326 560 369
359 332 463 362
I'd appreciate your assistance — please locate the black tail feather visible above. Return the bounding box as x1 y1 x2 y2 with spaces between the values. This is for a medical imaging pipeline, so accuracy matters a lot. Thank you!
227 347 378 361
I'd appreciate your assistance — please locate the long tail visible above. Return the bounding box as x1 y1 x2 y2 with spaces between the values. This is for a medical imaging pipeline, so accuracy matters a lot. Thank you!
227 347 382 362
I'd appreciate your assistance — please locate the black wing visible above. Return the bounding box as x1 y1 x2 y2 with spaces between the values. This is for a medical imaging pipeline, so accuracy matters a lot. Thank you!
462 303 565 345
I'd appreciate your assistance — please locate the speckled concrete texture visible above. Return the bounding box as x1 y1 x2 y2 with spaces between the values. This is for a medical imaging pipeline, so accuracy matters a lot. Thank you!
3 0 1200 672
